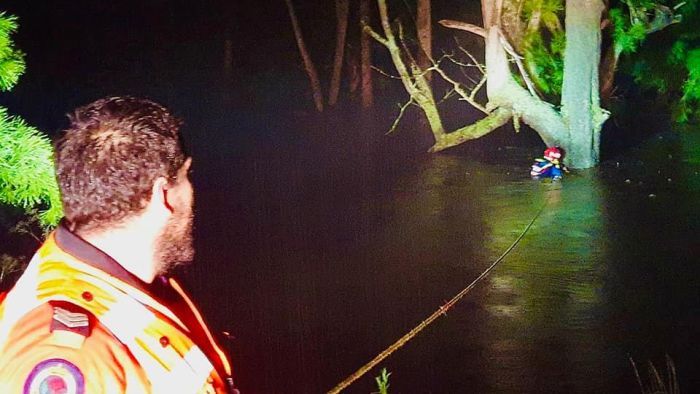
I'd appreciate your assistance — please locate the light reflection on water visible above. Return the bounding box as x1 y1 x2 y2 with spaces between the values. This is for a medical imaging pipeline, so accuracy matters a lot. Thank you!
191 132 700 393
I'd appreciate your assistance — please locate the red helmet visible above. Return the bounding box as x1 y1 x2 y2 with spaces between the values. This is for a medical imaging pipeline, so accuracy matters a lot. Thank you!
544 147 562 160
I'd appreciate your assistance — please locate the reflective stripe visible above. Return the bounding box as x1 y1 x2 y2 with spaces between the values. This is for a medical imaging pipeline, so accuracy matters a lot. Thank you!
169 279 232 376
168 346 214 393
0 234 226 393
98 296 153 340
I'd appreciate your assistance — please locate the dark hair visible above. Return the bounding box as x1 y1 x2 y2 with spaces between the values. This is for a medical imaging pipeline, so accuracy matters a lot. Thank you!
55 96 187 233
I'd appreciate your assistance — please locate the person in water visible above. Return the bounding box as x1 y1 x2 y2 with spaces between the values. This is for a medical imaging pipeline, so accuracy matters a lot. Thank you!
530 146 568 180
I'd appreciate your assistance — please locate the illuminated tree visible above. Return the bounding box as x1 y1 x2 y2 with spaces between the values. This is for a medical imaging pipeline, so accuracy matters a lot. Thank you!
0 12 61 228
367 0 682 168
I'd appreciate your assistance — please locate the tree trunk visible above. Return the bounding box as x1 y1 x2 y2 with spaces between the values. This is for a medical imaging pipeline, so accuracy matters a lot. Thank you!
416 0 432 81
481 0 565 146
360 0 374 108
329 0 350 106
284 0 325 112
560 0 606 168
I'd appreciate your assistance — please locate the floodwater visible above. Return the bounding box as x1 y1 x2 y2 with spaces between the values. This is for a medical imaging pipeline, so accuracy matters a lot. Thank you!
186 116 700 393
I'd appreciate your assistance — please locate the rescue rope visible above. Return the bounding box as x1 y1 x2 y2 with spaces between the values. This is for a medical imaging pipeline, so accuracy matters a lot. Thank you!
327 202 548 394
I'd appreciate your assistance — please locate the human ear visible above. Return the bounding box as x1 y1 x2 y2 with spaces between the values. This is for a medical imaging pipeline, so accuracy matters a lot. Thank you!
151 177 174 213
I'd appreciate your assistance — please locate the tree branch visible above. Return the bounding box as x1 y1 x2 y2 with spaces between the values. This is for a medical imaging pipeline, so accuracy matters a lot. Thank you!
429 61 489 114
362 23 389 47
439 19 486 38
371 65 402 79
387 98 415 134
429 107 513 152
497 27 539 99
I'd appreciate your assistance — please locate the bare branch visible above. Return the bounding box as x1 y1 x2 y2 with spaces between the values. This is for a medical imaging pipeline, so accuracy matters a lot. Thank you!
439 19 486 38
387 98 415 134
362 23 389 47
454 39 486 75
497 27 539 99
371 65 402 79
470 74 487 102
438 87 457 104
430 64 489 114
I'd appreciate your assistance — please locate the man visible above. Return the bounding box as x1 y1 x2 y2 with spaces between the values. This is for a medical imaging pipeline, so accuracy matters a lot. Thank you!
0 96 237 393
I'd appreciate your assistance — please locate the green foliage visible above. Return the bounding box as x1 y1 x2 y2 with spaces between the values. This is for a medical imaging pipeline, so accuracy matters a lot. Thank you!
373 368 391 394
617 0 700 124
523 30 565 96
609 6 649 56
515 0 566 97
0 108 62 227
0 12 25 91
0 11 61 228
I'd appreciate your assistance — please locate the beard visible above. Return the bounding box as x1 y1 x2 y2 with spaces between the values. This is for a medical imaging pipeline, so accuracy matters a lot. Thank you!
154 208 195 275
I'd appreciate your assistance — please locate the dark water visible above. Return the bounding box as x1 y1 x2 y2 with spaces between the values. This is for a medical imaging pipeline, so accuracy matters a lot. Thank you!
0 1 696 392
184 118 700 393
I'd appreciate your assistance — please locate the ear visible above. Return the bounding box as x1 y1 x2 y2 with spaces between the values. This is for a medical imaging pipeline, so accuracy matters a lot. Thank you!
151 177 174 214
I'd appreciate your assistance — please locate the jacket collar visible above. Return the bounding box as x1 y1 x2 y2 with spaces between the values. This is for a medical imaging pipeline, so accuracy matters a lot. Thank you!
53 220 157 294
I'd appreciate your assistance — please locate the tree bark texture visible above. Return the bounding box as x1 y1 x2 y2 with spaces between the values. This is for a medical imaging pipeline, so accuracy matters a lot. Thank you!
416 0 432 81
329 0 350 106
561 0 606 168
285 0 325 112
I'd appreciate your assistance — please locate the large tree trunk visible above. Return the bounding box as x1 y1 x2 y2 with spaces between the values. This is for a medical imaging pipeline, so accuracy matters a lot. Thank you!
480 0 565 146
416 0 432 81
360 0 374 108
560 0 606 168
329 0 350 106
285 0 325 112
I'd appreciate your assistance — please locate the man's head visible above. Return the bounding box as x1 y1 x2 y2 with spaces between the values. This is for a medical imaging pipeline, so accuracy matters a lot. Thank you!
55 96 194 272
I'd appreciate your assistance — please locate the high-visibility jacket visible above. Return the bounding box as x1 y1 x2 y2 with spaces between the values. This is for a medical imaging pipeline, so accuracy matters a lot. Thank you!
0 229 235 393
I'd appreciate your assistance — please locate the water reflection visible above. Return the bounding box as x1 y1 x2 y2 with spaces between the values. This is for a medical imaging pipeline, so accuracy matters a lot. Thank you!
191 134 700 393
482 172 609 392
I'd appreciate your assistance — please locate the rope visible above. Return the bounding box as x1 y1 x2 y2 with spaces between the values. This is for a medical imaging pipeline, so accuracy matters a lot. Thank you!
327 202 547 394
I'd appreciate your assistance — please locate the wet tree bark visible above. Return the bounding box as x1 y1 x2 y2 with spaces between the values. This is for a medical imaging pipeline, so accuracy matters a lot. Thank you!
561 0 606 168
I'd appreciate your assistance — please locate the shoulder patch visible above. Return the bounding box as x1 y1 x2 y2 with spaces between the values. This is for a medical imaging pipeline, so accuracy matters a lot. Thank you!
49 302 92 338
23 358 85 394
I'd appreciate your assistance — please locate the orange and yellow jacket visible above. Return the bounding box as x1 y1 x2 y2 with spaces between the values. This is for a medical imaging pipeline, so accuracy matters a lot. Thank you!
0 225 236 393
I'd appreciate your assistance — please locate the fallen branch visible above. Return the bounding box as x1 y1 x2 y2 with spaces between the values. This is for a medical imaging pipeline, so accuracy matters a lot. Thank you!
429 107 513 153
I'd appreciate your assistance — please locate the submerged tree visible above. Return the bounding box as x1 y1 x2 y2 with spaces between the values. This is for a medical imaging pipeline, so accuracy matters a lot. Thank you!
285 0 362 111
367 0 683 168
0 12 61 228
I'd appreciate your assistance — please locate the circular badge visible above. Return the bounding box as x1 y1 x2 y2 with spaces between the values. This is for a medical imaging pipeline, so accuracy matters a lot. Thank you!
23 358 85 394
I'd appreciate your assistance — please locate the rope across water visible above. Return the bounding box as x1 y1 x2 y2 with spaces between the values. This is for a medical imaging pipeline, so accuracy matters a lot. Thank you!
327 202 548 394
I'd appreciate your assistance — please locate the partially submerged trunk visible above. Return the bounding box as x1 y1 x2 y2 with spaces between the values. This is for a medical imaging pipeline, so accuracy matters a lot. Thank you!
285 0 325 112
479 0 564 147
329 0 350 106
374 0 608 168
560 0 606 168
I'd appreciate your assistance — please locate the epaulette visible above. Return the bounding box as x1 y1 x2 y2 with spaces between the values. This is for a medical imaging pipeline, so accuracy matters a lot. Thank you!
48 301 94 349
